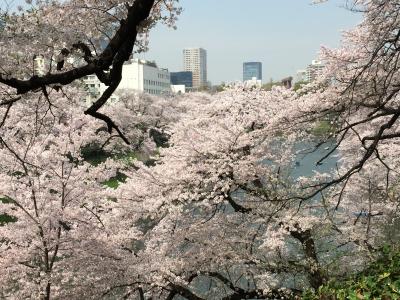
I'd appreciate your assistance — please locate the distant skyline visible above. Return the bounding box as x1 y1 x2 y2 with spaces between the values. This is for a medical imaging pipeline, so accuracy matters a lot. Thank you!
5 0 362 84
142 0 361 84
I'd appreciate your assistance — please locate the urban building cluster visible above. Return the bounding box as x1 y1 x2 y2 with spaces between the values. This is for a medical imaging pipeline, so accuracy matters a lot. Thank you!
84 47 209 101
32 46 325 102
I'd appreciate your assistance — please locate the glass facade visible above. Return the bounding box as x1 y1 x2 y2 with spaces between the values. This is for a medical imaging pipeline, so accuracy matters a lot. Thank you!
243 62 262 81
170 71 193 88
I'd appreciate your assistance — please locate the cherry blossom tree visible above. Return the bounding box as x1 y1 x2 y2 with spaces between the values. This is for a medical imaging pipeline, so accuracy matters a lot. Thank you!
99 87 357 298
81 90 185 165
0 85 199 299
101 79 400 299
0 88 129 299
0 0 181 142
282 0 400 258
1 0 400 299
100 0 400 293
293 0 400 196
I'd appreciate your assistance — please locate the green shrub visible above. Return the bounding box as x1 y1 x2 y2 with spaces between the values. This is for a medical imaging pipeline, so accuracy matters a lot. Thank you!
304 246 400 299
0 197 17 226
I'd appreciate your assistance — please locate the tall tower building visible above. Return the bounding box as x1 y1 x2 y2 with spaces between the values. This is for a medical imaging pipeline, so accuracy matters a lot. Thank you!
243 62 262 81
183 48 207 88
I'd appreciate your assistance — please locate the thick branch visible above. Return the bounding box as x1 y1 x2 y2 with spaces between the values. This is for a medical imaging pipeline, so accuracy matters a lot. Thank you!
0 0 156 94
288 225 326 290
165 284 204 300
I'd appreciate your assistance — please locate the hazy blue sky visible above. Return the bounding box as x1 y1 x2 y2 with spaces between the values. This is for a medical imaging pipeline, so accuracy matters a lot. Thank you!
6 0 362 84
143 0 361 84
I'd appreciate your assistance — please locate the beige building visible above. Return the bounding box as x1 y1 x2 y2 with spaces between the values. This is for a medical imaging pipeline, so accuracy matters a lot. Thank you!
183 48 207 88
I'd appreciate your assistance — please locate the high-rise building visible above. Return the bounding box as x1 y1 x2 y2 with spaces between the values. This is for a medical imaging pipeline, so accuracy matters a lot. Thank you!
183 48 207 88
170 71 193 88
306 60 325 82
243 62 262 81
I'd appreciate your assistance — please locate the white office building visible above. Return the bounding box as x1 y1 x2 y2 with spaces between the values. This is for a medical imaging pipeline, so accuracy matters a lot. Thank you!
306 60 325 82
84 58 171 104
183 48 207 88
120 59 171 95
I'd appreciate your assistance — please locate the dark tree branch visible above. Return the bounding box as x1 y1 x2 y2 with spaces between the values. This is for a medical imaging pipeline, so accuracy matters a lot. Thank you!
1 0 156 144
0 0 155 94
287 224 326 290
165 284 204 300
